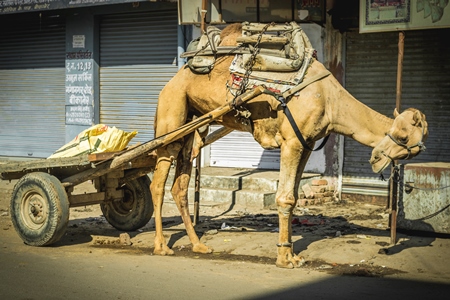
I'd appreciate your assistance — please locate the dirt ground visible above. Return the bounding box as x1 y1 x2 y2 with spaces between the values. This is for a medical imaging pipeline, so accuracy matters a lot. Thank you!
1 179 449 283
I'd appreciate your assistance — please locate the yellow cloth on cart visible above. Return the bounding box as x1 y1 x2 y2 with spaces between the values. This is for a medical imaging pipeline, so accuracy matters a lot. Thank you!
48 124 137 159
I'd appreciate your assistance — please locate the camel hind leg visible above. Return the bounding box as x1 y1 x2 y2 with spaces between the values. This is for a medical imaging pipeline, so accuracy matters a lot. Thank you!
150 82 189 256
150 143 181 255
171 132 213 254
150 87 212 254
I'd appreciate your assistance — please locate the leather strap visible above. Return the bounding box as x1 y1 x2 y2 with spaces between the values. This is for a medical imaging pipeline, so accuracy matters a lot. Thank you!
264 70 332 152
282 102 330 152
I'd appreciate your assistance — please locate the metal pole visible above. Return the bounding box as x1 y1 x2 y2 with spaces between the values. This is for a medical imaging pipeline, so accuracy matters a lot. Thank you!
193 151 201 226
201 0 207 33
390 31 405 244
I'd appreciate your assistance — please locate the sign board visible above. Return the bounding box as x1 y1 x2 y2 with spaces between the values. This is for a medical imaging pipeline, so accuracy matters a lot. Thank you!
72 35 85 49
65 51 95 126
178 0 325 24
178 0 222 24
360 0 450 33
0 0 144 15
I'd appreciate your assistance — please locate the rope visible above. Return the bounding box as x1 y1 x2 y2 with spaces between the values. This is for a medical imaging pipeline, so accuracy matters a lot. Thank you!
410 203 450 221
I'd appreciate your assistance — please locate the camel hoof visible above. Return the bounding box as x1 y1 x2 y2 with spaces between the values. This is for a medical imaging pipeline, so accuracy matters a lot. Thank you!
153 245 175 256
193 243 213 254
275 255 305 269
293 256 306 268
153 249 175 256
276 260 295 269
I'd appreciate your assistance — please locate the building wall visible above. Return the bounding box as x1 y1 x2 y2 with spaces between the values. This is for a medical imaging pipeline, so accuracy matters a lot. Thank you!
0 2 179 159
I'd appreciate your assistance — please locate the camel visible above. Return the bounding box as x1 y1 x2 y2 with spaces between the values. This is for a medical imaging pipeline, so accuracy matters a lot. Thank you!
149 23 428 268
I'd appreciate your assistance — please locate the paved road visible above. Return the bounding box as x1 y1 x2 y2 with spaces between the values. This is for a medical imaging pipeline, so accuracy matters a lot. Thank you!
1 178 449 299
1 228 450 300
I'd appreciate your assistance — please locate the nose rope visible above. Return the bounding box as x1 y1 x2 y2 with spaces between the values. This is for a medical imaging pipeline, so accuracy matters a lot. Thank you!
379 163 400 181
385 120 427 160
377 121 426 181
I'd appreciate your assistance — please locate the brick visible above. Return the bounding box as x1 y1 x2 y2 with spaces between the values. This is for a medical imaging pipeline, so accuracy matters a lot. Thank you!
322 196 334 203
311 185 326 193
324 191 334 197
301 183 314 199
119 233 132 246
298 199 308 206
311 179 329 186
313 192 325 198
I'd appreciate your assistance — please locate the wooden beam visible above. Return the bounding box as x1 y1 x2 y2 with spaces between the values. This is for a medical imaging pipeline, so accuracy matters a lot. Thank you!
69 192 106 207
236 36 289 45
203 126 234 147
109 86 265 170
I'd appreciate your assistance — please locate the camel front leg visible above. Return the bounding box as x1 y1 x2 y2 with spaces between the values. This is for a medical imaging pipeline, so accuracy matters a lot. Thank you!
276 143 311 268
171 133 213 254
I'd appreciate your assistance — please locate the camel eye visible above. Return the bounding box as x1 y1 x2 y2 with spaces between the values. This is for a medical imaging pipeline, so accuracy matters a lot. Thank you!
399 137 408 144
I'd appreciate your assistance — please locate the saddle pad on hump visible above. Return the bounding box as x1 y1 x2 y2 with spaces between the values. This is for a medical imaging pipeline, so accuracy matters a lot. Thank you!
229 54 301 96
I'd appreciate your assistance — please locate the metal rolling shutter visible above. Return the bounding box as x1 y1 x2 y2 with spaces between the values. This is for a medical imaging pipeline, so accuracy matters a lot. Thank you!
209 126 281 169
343 29 450 195
0 14 66 158
99 10 178 144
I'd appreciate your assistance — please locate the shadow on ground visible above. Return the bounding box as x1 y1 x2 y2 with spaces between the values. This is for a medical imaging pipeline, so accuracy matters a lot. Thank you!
56 202 450 279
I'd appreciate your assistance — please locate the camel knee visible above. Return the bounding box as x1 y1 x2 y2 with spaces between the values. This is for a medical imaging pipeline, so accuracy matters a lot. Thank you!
276 196 296 216
150 181 165 201
150 180 164 192
171 174 190 197
150 168 170 199
170 178 188 198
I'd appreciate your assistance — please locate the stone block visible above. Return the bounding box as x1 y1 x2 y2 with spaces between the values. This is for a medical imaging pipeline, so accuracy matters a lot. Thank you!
301 183 314 199
119 233 132 246
311 179 329 186
311 185 326 193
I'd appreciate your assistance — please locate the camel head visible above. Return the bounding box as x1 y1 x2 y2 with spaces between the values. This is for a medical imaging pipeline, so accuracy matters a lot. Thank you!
369 108 428 173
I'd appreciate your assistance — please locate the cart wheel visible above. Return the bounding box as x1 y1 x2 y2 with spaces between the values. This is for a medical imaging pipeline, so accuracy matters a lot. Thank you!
100 176 153 231
10 172 70 246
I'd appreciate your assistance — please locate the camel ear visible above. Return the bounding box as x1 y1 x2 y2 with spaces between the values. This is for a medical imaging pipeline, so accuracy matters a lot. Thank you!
413 110 425 125
393 108 400 117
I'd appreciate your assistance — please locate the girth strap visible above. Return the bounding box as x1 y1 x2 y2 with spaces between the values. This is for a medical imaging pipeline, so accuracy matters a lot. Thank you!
282 102 330 152
265 70 332 152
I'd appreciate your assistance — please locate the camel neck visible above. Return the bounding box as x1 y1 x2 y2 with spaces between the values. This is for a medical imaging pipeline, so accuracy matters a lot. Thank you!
328 87 393 148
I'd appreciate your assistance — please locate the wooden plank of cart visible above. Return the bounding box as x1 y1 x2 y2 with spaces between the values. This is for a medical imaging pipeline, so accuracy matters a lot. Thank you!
0 88 264 247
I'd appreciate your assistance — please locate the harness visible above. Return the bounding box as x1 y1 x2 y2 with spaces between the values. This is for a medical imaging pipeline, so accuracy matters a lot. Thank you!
257 71 332 152
382 121 427 161
184 22 332 151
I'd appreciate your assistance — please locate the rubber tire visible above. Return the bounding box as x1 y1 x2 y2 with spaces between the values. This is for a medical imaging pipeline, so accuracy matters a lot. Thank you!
10 172 70 246
100 176 153 231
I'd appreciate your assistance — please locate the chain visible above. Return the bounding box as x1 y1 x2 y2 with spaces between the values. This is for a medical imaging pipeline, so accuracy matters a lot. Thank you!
380 163 450 192
378 163 450 220
233 22 274 107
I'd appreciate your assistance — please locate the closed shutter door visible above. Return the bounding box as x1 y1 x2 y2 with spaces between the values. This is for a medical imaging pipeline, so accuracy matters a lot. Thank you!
99 10 179 143
0 14 65 158
343 29 450 195
209 126 280 169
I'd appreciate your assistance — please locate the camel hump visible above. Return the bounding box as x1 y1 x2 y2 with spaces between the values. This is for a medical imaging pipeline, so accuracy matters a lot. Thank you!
185 25 222 74
182 21 314 74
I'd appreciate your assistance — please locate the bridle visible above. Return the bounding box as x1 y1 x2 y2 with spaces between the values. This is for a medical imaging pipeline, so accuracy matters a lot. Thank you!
383 120 427 161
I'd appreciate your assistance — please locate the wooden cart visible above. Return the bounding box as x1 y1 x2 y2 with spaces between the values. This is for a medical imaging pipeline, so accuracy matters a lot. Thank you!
0 88 263 246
